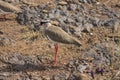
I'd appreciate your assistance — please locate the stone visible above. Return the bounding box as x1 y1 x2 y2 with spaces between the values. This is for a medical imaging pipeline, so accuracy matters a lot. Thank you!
76 73 91 80
83 23 93 33
48 13 55 18
66 18 75 23
17 0 120 30
42 76 51 80
69 73 91 80
78 0 86 3
89 17 100 27
42 10 48 13
0 31 3 34
31 76 43 80
87 0 96 4
8 53 25 65
103 19 115 27
54 9 61 18
58 1 67 5
68 4 77 11
4 0 20 4
53 73 69 80
0 36 14 46
114 21 119 32
77 64 87 73
73 26 83 37
0 72 22 80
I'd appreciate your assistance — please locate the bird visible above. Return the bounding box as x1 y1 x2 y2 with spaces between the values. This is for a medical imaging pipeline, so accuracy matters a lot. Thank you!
0 0 22 20
41 20 82 65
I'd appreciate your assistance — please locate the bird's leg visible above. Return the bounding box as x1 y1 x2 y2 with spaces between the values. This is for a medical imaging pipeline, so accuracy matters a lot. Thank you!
0 14 6 21
3 14 7 21
53 43 58 65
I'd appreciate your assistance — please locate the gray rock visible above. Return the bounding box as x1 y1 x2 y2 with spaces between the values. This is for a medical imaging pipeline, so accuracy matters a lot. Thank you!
0 72 22 80
77 64 87 73
58 1 67 5
8 53 25 65
88 17 100 27
42 76 51 80
65 11 71 17
103 19 116 27
73 26 83 37
78 0 95 4
31 76 42 80
60 11 67 16
0 30 3 34
114 21 120 32
53 73 69 80
66 18 75 23
59 16 67 22
68 73 91 80
68 4 77 11
17 13 25 25
48 13 55 19
54 9 61 17
75 17 84 23
83 23 93 33
66 58 90 73
16 0 120 30
3 0 20 4
61 6 67 12
78 0 86 3
87 0 96 4
0 36 14 46
40 55 53 64
83 42 120 67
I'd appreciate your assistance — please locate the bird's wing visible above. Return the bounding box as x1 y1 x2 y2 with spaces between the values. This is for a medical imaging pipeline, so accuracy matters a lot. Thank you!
0 1 22 12
45 25 81 46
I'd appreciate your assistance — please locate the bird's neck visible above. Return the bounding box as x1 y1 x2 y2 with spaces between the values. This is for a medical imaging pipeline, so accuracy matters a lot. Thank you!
46 23 52 28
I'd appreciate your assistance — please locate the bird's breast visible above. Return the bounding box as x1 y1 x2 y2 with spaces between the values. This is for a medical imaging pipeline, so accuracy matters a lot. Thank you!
45 26 75 44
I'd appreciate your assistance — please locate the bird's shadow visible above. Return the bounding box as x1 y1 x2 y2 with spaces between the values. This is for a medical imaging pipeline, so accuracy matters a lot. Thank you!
0 59 62 73
0 18 13 21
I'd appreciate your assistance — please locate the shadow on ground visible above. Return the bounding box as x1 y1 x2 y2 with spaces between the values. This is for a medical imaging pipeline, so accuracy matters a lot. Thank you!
0 58 62 73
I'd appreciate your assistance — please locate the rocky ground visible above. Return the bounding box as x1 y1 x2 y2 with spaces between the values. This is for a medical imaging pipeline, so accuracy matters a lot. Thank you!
0 0 120 80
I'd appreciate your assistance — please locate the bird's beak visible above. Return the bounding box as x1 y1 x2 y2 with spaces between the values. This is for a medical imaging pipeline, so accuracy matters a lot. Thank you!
40 20 50 25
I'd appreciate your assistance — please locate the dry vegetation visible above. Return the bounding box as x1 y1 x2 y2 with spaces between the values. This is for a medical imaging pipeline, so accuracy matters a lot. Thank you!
0 0 120 79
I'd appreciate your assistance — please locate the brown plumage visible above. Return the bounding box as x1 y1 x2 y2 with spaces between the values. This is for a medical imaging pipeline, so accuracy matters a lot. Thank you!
0 1 22 13
0 1 22 20
41 20 82 65
45 23 82 46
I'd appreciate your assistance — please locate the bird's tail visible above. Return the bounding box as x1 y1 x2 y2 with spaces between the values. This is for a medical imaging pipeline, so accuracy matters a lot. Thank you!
73 38 82 47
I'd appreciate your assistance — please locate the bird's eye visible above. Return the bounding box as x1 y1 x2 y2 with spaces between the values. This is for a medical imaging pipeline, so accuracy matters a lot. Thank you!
40 22 44 25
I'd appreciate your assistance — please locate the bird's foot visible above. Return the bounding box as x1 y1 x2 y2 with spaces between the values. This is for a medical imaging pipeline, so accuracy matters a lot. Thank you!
51 60 56 66
0 18 6 21
0 14 10 21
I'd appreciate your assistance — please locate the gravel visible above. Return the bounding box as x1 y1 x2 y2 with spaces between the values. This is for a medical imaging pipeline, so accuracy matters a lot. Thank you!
0 36 14 46
53 73 69 80
1 0 120 80
16 0 120 34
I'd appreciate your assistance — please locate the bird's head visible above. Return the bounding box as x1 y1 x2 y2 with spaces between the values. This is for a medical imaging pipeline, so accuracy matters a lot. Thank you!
40 19 51 27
